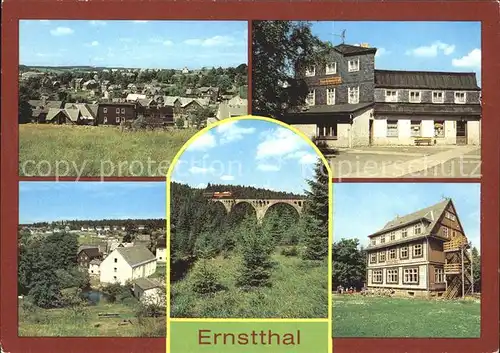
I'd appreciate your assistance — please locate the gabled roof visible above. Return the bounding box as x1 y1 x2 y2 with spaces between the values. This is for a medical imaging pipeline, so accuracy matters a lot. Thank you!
46 108 68 121
78 247 101 259
116 246 156 267
374 70 480 90
334 43 377 56
134 277 161 291
368 199 451 238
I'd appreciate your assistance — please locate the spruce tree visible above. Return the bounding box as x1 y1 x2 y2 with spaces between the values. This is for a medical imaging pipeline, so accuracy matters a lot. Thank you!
236 222 274 289
191 260 223 295
302 159 329 261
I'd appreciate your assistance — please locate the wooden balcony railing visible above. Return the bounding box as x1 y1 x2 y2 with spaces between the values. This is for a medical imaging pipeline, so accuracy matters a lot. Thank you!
443 236 468 252
444 263 461 274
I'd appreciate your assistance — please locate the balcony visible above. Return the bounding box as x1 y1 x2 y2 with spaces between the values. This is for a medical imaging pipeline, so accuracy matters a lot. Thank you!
444 263 461 274
443 236 468 252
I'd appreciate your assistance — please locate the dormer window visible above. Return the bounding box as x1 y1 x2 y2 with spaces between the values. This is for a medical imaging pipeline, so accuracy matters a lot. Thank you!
371 239 376 246
432 91 444 104
454 92 466 104
409 90 422 103
414 223 422 235
325 62 337 75
390 232 395 241
348 58 360 72
305 66 315 77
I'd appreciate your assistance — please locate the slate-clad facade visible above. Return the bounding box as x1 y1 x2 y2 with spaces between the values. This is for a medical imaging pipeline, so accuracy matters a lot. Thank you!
284 43 482 147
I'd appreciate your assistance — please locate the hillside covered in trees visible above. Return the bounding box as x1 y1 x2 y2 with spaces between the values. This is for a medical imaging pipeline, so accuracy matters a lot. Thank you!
170 161 329 318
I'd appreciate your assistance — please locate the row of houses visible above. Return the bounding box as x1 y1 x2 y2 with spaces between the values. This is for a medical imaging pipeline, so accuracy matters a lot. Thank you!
27 94 247 126
80 225 148 232
286 43 481 147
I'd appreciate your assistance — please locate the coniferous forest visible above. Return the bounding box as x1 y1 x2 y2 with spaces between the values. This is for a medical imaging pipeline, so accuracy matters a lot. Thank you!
170 160 329 318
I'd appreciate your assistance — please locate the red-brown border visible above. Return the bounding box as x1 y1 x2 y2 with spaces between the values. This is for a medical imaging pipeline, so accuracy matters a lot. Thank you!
2 1 499 353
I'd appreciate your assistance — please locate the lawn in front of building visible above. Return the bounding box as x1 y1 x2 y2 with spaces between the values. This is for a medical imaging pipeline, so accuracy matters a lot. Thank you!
332 294 480 338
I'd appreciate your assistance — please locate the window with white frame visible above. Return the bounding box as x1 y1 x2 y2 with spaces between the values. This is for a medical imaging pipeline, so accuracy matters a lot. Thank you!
432 91 444 104
116 108 120 114
317 123 337 138
348 58 360 72
402 228 408 238
403 268 419 284
387 269 398 284
325 62 337 75
380 235 386 244
103 107 108 113
348 86 360 104
387 120 398 137
305 66 316 77
414 223 422 235
434 121 445 137
385 90 398 103
413 244 423 257
435 267 445 283
390 232 396 241
371 239 376 246
379 251 386 262
400 246 409 259
370 253 377 263
443 227 449 238
454 91 466 104
445 211 456 221
115 116 120 123
103 117 108 124
326 88 336 105
121 108 126 114
388 249 397 260
373 270 383 283
409 90 422 103
306 89 315 106
411 120 422 137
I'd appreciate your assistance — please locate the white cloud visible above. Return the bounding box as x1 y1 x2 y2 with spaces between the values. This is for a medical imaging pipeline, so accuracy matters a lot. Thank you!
257 164 281 172
188 132 217 151
189 166 215 175
256 127 308 160
163 40 174 46
405 41 455 57
220 175 235 181
184 35 239 47
196 183 208 189
452 49 481 69
50 27 74 36
375 48 390 57
217 121 255 144
89 20 107 26
298 153 318 165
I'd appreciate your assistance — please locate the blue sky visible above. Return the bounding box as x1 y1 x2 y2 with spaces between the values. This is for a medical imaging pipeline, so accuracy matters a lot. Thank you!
333 183 481 249
311 21 481 85
19 20 247 68
19 182 166 223
171 120 321 195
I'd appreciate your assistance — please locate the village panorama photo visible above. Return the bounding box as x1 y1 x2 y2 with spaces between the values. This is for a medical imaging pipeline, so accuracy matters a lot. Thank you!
252 21 481 179
18 20 248 178
18 181 167 337
168 119 331 319
332 183 480 338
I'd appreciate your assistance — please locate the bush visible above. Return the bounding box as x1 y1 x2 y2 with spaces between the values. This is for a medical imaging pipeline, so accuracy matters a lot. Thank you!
191 260 224 295
101 283 133 303
281 246 298 257
175 117 185 129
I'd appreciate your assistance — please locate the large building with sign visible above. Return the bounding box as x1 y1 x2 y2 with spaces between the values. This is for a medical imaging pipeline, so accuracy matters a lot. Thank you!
283 43 481 148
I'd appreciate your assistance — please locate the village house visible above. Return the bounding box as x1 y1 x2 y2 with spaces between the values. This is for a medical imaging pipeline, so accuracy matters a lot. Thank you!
365 198 473 299
198 86 220 103
133 277 165 306
214 95 248 122
285 43 481 148
77 247 102 270
97 102 137 125
27 99 64 123
100 245 157 285
82 79 99 91
89 259 102 277
156 245 166 263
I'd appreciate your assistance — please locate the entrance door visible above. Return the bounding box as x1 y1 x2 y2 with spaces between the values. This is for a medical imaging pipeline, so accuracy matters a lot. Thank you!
369 120 374 145
456 121 467 145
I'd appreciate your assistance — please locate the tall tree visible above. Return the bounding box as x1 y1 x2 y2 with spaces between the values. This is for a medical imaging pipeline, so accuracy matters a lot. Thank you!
252 21 331 118
332 239 367 289
471 246 481 293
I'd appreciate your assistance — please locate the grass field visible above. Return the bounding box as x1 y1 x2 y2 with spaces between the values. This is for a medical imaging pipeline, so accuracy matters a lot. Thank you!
332 294 480 338
18 300 165 337
19 124 197 177
171 253 329 318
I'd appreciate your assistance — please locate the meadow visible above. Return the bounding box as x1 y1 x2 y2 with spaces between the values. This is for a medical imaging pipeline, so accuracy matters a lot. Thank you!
171 251 329 319
19 124 197 177
332 294 481 338
18 300 165 337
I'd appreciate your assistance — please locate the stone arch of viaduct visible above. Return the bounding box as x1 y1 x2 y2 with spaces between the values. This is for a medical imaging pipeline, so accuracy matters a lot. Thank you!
211 198 305 222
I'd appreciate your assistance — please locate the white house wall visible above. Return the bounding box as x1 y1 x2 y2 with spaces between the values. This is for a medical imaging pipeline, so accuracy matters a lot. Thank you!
100 251 132 285
467 120 481 145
